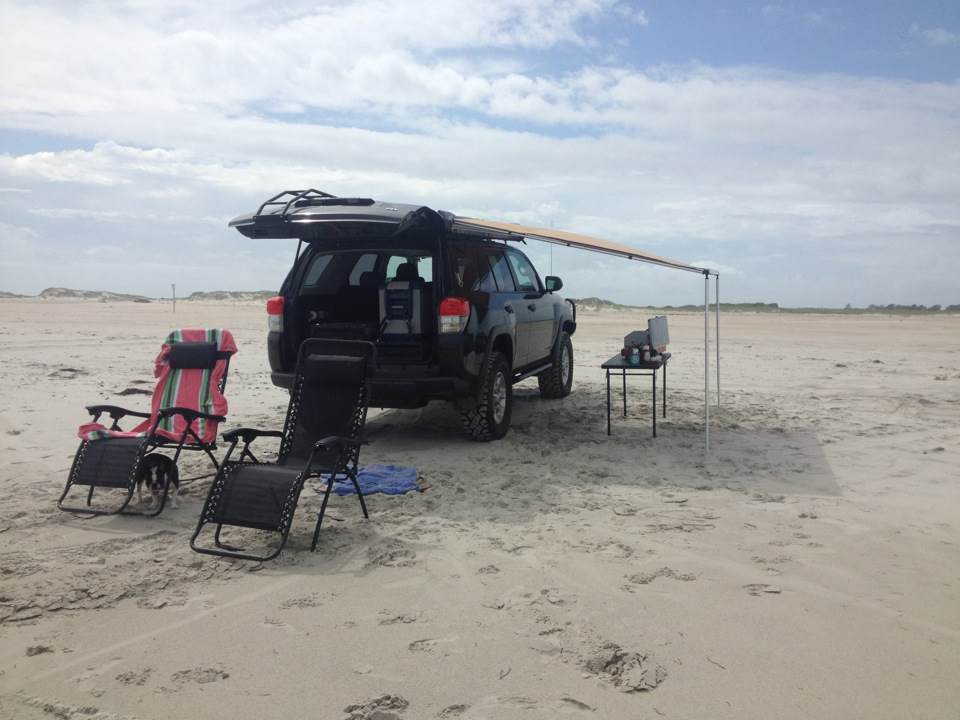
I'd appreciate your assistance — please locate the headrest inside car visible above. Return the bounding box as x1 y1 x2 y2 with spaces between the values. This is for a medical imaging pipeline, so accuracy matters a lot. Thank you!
394 262 419 282
167 341 219 369
303 353 367 384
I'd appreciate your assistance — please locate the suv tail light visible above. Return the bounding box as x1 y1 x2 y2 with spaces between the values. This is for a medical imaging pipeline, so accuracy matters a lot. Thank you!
266 295 284 332
439 296 470 334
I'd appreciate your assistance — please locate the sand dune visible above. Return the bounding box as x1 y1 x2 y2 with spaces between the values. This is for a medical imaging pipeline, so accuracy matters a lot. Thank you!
0 299 958 719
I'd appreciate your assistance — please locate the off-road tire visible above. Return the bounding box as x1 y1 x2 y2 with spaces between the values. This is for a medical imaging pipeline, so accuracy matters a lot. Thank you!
461 351 512 441
537 332 573 398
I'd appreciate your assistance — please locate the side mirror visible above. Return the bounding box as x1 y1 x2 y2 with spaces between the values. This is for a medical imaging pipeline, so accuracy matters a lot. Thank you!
544 276 563 293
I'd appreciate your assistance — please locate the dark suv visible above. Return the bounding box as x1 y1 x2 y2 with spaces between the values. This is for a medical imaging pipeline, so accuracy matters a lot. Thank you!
230 190 576 440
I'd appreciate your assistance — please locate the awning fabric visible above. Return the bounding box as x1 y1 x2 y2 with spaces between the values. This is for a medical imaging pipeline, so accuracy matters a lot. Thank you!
452 217 714 276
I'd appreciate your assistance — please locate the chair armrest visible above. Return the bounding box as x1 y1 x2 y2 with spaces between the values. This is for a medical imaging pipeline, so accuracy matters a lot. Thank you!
157 406 227 424
313 435 363 452
85 404 151 420
222 428 283 444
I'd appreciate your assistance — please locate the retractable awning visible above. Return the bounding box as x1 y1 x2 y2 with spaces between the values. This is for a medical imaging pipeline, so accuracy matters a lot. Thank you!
452 217 714 276
453 215 721 452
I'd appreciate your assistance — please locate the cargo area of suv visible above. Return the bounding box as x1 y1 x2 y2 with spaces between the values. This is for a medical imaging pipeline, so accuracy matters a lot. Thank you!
293 248 436 364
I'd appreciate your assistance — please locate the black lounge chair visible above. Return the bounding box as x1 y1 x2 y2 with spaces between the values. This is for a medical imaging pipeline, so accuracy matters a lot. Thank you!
58 328 237 517
190 339 374 561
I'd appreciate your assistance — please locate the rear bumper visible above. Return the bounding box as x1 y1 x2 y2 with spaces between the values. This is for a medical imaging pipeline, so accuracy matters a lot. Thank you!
270 371 472 408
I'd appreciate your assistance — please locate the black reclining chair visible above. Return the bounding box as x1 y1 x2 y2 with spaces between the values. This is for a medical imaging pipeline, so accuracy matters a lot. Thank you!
190 339 374 561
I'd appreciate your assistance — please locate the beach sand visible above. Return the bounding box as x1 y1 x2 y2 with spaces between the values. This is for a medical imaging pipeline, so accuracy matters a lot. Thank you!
0 299 958 719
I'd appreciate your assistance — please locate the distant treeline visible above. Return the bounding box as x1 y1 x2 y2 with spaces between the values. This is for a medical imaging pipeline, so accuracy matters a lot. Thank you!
570 297 960 314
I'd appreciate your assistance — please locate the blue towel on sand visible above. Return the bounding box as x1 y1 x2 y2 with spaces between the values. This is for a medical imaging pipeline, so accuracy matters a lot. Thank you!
333 464 418 496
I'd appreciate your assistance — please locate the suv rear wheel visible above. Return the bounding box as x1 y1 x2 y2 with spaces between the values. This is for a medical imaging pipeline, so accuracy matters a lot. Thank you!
461 351 512 441
537 332 573 398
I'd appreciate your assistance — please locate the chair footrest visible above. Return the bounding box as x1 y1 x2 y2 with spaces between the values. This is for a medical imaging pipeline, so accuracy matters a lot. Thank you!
210 464 305 531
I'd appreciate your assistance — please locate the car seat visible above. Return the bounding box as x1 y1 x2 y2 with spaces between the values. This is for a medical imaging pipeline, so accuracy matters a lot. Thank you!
379 262 424 341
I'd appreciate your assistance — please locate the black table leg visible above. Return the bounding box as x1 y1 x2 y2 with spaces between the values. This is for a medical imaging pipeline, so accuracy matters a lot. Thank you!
652 369 657 438
663 359 667 418
606 369 611 436
622 369 627 417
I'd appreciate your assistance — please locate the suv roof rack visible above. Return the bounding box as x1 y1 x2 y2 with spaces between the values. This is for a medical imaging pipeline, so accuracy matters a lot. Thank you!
254 189 339 220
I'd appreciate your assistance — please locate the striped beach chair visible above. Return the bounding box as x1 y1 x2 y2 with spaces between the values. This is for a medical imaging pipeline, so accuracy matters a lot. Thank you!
58 328 237 517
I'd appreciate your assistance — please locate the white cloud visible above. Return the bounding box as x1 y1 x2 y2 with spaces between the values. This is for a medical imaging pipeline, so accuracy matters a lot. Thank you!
614 3 649 26
910 24 960 48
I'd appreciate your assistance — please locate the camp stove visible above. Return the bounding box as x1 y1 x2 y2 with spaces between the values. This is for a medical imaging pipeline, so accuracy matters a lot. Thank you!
621 316 669 364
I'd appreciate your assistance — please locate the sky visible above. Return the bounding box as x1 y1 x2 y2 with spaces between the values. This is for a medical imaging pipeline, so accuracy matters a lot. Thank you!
1 0 958 307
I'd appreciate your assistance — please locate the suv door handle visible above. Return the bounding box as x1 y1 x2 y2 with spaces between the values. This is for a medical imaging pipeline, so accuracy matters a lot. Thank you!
504 303 514 314
527 303 536 311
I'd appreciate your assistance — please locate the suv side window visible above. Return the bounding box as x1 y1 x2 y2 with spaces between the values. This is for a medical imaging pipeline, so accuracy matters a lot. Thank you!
506 250 540 293
348 253 378 286
489 250 516 292
302 253 333 288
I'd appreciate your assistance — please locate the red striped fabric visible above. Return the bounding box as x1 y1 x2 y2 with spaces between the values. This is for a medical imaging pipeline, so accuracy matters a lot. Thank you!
78 328 238 445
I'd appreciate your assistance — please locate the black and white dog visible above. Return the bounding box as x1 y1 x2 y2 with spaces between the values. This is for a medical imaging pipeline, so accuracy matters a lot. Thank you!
135 453 180 509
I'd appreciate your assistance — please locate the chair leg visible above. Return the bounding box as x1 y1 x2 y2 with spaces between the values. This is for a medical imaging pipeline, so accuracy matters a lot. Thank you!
214 523 244 552
202 445 221 471
350 474 369 519
86 485 95 506
311 476 336 551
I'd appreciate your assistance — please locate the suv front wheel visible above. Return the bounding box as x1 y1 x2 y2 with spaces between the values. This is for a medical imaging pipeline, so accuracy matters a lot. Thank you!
461 351 512 441
537 332 573 398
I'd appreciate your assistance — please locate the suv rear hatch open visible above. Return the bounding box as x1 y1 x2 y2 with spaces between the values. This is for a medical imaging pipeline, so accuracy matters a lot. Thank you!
233 191 465 403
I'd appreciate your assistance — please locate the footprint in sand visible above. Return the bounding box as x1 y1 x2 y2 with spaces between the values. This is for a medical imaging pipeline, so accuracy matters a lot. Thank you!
379 610 420 625
279 593 322 610
116 667 153 686
437 703 469 717
366 541 417 568
408 636 460 654
25 645 55 656
344 694 409 720
170 666 230 684
622 566 696 591
744 583 782 596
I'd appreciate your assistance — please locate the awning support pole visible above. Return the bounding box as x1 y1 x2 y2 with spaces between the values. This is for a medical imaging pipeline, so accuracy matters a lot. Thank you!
704 272 710 453
715 274 720 406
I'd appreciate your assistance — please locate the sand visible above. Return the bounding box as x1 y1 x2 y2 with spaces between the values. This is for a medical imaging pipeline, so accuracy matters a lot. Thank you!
0 298 958 719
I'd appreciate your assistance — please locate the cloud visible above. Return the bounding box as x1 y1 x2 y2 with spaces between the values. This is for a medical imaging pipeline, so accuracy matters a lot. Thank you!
910 24 960 48
613 3 648 26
